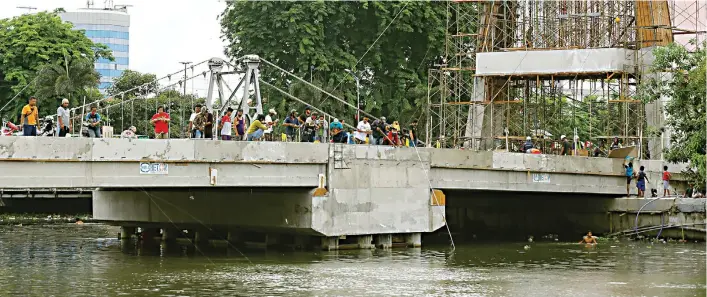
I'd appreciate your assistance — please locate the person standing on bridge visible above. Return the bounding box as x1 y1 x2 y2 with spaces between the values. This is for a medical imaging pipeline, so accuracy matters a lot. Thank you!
371 117 387 145
315 114 328 143
85 106 102 138
559 135 570 155
264 108 277 141
20 96 39 136
56 98 72 137
219 108 234 140
192 107 208 139
150 106 170 139
409 120 419 147
234 109 245 141
354 117 371 144
188 104 201 138
283 110 300 142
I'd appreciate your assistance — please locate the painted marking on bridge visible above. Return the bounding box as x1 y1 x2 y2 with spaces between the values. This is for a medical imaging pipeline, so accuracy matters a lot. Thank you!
140 162 169 175
532 173 551 183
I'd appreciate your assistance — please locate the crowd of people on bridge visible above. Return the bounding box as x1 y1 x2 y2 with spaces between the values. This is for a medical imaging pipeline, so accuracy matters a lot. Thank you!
11 97 421 147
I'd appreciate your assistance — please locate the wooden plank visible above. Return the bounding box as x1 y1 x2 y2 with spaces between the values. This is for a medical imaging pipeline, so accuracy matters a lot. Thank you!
608 146 638 159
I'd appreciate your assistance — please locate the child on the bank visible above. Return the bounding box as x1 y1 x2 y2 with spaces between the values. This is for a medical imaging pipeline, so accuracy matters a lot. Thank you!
662 165 672 197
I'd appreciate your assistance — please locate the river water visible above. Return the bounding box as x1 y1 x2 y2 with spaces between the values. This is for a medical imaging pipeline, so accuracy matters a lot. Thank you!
0 224 704 297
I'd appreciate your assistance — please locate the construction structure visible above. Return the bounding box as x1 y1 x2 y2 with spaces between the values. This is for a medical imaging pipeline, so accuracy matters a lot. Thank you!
427 0 706 159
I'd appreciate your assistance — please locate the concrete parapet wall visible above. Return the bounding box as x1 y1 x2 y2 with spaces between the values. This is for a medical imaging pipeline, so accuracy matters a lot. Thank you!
0 136 329 163
429 149 685 177
609 198 706 213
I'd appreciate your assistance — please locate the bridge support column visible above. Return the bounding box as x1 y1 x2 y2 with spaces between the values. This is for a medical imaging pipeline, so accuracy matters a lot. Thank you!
120 226 136 239
405 233 422 248
265 234 280 248
194 230 209 244
141 228 160 241
321 236 339 251
375 234 393 249
162 228 180 242
357 235 374 249
226 231 241 245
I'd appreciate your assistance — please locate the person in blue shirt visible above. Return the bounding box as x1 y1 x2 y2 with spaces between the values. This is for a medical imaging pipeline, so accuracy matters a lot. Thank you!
623 158 634 196
85 106 102 138
283 110 300 142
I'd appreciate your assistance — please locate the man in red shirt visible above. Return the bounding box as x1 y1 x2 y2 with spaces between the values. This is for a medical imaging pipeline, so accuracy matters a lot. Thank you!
150 106 170 139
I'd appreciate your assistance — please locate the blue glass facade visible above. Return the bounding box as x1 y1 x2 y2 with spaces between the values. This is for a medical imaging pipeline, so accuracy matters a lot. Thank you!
60 10 130 93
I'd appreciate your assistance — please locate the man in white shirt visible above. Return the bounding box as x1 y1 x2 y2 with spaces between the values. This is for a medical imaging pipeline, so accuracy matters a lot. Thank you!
354 117 371 144
187 104 202 138
264 108 277 141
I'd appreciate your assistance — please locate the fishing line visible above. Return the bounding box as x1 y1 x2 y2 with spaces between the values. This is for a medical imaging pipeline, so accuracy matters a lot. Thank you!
139 188 216 266
141 189 253 264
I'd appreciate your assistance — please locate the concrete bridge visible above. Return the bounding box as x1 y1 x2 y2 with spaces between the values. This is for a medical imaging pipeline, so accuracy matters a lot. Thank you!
0 137 690 249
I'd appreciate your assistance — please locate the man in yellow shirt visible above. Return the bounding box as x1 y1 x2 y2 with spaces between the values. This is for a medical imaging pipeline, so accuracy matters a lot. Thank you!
246 114 272 141
20 96 39 136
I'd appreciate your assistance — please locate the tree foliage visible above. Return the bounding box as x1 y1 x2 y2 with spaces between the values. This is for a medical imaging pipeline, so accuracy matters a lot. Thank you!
100 70 203 138
642 42 706 187
220 1 446 125
107 70 158 97
0 11 113 121
34 56 100 105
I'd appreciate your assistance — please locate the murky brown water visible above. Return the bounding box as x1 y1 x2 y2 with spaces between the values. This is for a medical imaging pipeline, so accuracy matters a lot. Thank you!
0 224 704 297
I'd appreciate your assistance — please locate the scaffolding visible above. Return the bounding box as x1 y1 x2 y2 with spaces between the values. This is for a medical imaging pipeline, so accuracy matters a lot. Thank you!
427 0 706 158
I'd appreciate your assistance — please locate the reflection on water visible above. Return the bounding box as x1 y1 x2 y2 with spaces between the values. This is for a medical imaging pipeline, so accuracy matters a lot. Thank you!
0 224 704 297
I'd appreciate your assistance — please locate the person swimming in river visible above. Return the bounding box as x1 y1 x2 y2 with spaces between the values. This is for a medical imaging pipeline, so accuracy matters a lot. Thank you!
579 231 597 244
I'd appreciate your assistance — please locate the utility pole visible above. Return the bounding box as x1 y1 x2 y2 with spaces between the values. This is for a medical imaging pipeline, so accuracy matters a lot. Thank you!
344 69 360 122
179 61 192 107
17 6 37 13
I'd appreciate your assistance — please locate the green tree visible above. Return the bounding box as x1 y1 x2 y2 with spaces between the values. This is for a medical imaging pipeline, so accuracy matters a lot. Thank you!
101 71 203 138
107 70 158 97
220 1 446 124
642 42 706 188
0 11 113 120
34 56 100 105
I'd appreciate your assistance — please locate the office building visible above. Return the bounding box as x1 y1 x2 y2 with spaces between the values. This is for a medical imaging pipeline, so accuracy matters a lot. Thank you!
60 7 130 92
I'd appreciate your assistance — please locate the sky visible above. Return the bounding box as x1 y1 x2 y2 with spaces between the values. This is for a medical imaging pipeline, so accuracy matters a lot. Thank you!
0 0 231 95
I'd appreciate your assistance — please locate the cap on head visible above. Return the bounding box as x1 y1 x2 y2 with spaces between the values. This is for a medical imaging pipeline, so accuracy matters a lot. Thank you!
129 126 136 132
269 108 277 115
381 116 386 121
561 135 566 139
526 136 531 141
334 118 339 123
61 98 69 105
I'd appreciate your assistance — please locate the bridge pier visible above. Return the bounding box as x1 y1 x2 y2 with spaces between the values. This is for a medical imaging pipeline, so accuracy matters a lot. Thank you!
120 226 135 239
375 234 393 249
405 233 422 248
161 228 180 242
